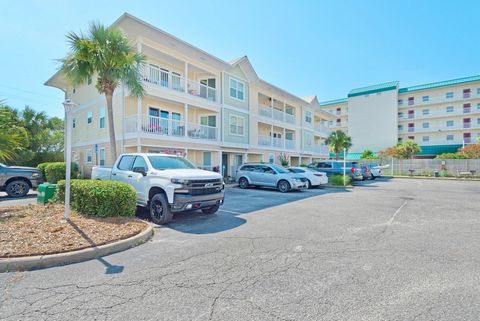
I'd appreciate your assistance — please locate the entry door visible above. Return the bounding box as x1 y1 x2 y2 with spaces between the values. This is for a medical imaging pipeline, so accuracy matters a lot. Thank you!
222 154 228 178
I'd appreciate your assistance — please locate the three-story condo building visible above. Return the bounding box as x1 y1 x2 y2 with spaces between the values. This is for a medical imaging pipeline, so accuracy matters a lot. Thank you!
320 76 480 158
46 13 333 178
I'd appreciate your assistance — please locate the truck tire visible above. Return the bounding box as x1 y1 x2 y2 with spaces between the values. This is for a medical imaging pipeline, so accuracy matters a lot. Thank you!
149 193 173 225
6 180 30 198
202 204 220 215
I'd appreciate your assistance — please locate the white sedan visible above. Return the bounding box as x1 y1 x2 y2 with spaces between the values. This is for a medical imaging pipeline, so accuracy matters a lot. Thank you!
287 167 328 188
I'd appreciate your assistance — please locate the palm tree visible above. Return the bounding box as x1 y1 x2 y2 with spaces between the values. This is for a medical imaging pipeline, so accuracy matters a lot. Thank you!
325 130 352 160
0 106 28 163
60 22 145 161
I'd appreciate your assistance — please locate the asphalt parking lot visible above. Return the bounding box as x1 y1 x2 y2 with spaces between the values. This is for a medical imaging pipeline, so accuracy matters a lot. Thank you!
2 178 480 321
0 191 37 207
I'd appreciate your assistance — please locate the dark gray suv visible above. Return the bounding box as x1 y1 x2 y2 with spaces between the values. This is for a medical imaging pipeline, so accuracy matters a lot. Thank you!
236 164 308 192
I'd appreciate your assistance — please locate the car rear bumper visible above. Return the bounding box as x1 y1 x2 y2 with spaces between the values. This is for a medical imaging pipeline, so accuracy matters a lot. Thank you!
171 192 224 212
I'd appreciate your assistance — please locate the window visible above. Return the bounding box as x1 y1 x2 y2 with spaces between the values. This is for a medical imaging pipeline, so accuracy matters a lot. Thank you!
422 109 429 115
446 134 454 141
398 112 404 118
305 111 312 123
408 97 414 105
336 118 341 126
99 148 106 166
463 88 471 98
477 103 480 110
446 120 454 127
72 118 76 128
200 115 216 127
85 149 93 163
398 99 404 106
422 136 429 142
477 118 480 125
289 168 305 174
99 107 105 128
446 106 454 113
398 124 404 130
336 108 341 115
240 165 255 172
463 118 471 128
422 122 429 129
203 152 211 168
229 115 245 136
422 95 429 102
477 88 480 95
398 137 403 143
117 155 134 170
229 77 245 101
87 112 93 124
463 103 471 113
463 132 472 143
132 156 148 171
408 110 414 119
446 92 454 99
408 123 414 132
408 136 415 140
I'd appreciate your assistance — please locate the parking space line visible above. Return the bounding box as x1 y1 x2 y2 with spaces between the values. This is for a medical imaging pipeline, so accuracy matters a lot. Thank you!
218 209 243 215
387 200 408 225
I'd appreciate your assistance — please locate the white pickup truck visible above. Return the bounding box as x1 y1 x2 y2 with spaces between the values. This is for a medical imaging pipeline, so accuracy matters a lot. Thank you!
92 153 224 224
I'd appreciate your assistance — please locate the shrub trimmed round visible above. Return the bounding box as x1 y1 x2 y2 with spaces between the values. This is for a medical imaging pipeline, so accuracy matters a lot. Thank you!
55 179 136 217
43 162 79 184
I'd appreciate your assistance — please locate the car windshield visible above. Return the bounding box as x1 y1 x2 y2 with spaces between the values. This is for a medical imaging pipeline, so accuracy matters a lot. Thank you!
148 156 196 170
270 165 289 174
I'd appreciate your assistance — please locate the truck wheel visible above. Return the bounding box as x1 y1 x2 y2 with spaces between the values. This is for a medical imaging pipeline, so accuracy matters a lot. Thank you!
277 180 291 193
149 193 173 225
6 180 30 198
202 204 220 215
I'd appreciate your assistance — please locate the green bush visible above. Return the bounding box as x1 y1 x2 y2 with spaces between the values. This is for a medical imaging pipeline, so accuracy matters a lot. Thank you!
54 179 136 217
44 162 79 183
329 174 352 186
37 162 53 179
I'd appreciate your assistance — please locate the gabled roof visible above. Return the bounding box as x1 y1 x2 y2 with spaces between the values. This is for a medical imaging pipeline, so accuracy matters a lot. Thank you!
228 55 259 82
348 81 399 98
399 75 480 93
303 95 317 104
319 98 348 106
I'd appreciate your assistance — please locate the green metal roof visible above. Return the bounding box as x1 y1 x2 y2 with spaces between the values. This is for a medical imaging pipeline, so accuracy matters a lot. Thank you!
348 81 399 97
319 98 348 106
417 144 462 156
399 75 480 93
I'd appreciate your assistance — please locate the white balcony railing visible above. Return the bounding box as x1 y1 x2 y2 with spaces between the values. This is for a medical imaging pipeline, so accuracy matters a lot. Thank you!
258 135 271 146
142 64 217 102
285 139 295 150
125 114 217 141
272 137 283 148
314 123 330 135
258 104 296 124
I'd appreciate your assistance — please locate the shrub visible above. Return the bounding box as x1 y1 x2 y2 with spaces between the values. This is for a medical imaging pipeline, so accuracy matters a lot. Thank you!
54 179 136 217
44 162 79 183
329 174 352 186
37 162 53 179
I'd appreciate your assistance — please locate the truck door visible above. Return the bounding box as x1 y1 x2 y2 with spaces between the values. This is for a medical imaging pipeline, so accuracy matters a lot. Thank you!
112 155 135 184
130 156 149 204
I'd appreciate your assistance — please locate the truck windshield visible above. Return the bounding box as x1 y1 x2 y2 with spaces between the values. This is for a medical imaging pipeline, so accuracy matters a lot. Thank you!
148 156 196 170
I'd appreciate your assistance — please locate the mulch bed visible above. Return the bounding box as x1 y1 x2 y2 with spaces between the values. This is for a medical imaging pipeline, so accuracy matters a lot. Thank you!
0 204 148 258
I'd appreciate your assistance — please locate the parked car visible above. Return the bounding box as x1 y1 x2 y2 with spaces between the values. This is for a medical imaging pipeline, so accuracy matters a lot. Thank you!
92 153 224 224
0 162 43 197
236 163 308 192
308 161 363 180
287 166 328 188
361 162 384 180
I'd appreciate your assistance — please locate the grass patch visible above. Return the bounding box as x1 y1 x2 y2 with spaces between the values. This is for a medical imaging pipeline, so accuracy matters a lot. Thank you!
329 174 352 186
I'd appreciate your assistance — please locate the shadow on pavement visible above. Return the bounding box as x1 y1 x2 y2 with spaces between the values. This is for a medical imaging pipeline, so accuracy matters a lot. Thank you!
0 193 37 202
137 186 350 235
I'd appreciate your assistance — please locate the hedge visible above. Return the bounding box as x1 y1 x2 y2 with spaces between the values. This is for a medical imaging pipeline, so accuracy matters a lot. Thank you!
329 174 352 186
41 162 79 183
54 179 137 217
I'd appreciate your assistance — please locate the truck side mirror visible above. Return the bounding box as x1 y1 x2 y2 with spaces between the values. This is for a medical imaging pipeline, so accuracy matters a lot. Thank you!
133 167 147 176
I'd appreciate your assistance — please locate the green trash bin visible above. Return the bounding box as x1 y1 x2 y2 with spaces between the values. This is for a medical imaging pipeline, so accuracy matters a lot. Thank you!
37 183 57 205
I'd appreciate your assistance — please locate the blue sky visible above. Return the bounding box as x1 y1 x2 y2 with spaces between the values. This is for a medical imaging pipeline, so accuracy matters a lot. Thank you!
1 0 479 117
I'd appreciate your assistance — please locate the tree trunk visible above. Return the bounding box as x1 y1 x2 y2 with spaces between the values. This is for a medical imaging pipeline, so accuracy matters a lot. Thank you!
105 92 117 162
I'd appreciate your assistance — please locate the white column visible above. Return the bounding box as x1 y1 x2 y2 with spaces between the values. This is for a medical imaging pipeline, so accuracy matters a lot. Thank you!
270 96 274 116
243 153 248 164
218 151 223 176
184 61 188 93
270 124 273 146
283 100 286 122
282 127 286 149
184 103 188 137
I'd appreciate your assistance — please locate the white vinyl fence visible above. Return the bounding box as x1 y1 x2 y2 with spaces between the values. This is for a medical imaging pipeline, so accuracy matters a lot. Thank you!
366 159 480 177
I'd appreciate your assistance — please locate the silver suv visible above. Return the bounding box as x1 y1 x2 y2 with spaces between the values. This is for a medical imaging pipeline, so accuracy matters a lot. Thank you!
236 164 308 192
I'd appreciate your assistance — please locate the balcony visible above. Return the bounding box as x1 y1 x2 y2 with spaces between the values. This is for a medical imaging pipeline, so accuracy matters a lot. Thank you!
463 122 471 129
314 123 330 135
142 64 217 102
125 114 218 141
257 135 295 150
257 104 296 125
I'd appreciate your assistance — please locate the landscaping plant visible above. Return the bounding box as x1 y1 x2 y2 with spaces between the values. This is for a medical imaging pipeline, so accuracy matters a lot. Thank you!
330 174 352 186
54 180 136 217
42 162 79 183
326 130 352 160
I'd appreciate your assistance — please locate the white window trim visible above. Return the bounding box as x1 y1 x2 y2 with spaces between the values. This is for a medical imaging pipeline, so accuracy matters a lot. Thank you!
87 111 93 125
229 114 246 136
305 110 312 124
99 107 105 129
85 149 93 163
229 77 246 102
99 148 106 165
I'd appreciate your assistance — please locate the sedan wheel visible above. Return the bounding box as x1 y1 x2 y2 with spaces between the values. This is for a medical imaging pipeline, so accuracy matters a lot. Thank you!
277 180 290 193
239 177 249 189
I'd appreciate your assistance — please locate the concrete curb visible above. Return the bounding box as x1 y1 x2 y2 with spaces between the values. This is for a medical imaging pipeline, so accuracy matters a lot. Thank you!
0 224 154 273
392 176 480 182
